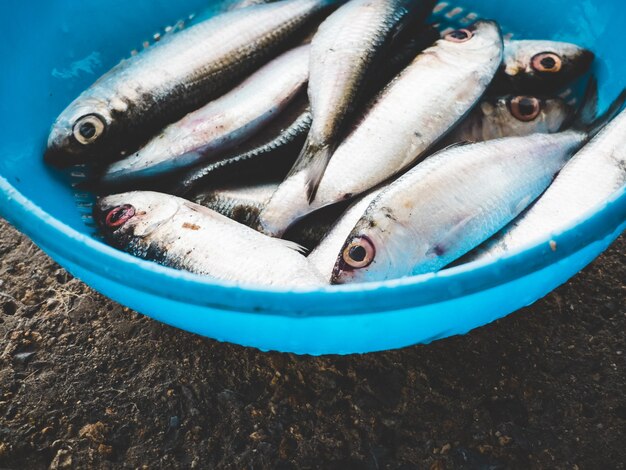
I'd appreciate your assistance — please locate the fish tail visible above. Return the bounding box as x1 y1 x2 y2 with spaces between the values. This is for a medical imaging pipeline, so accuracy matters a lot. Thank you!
287 134 335 203
574 78 626 139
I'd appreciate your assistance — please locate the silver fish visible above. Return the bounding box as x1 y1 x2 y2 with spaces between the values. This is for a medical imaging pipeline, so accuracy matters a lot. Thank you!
258 21 504 237
45 0 335 167
293 0 436 200
465 101 626 262
174 26 439 196
192 182 278 227
493 39 594 94
440 94 573 146
101 45 310 185
173 95 312 196
307 189 382 281
331 128 599 284
193 181 349 250
94 191 325 287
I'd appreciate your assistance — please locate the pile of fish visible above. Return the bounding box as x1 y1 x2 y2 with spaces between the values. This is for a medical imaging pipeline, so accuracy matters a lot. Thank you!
45 0 626 288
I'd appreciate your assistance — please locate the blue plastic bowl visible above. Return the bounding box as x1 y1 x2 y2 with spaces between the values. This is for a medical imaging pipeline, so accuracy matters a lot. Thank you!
1 0 624 355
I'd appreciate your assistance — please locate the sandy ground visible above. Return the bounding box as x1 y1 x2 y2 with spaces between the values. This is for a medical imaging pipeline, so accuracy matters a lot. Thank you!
0 218 624 469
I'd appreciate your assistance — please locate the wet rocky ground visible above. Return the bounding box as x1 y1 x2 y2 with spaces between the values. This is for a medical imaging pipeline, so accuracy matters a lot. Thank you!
0 218 624 469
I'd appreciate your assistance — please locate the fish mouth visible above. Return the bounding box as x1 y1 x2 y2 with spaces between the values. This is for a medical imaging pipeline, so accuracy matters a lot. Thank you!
93 201 139 245
44 145 83 168
92 200 116 230
329 256 349 285
329 271 345 285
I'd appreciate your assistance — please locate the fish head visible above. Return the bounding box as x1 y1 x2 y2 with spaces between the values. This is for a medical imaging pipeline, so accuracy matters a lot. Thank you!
439 20 503 60
45 96 114 167
330 212 415 285
94 191 180 246
481 95 573 137
502 39 594 92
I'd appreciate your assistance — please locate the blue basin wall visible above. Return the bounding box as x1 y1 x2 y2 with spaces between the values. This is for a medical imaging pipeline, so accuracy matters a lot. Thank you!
0 0 624 354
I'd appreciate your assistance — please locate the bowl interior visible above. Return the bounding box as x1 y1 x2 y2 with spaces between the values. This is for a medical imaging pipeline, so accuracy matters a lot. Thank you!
1 0 624 293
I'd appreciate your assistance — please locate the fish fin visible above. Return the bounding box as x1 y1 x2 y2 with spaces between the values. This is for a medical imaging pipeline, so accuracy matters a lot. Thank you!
425 212 477 258
575 79 626 139
274 237 309 255
512 194 533 217
578 78 599 127
182 201 219 214
172 158 230 196
557 102 579 132
422 141 474 163
438 140 474 152
287 135 335 203
571 77 598 130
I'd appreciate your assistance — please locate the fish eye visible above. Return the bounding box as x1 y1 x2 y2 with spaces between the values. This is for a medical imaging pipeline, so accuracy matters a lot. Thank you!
105 204 135 228
73 114 106 145
531 52 562 73
342 236 375 269
444 29 474 43
509 96 541 121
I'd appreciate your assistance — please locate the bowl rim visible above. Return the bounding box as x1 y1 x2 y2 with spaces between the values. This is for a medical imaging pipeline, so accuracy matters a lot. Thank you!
1 175 625 316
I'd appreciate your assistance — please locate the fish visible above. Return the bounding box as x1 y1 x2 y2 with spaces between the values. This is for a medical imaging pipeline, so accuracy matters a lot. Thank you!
173 26 440 197
257 20 504 237
100 45 311 185
492 39 595 94
192 180 350 250
307 189 382 281
192 182 279 227
329 134 584 284
45 0 337 168
172 26 439 196
329 83 623 284
464 96 626 262
439 94 574 146
293 0 437 201
173 94 312 196
93 191 325 287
